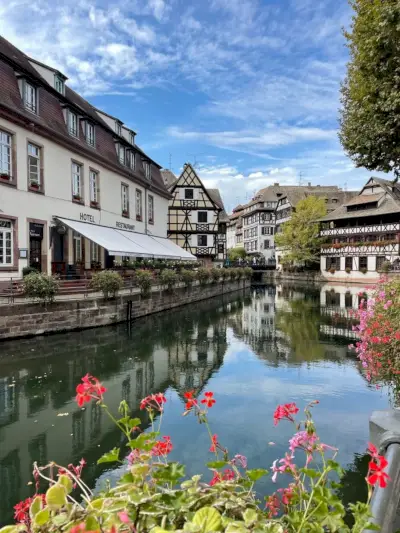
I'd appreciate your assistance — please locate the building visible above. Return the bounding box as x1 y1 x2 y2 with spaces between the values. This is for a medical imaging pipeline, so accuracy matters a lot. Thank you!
319 177 400 281
275 185 355 268
0 37 194 281
162 164 228 265
226 204 244 251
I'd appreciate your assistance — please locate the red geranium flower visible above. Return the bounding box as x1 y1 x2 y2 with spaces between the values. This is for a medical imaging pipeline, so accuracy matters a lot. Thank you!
152 436 173 457
140 393 167 411
367 442 379 459
367 456 390 488
201 391 216 408
75 375 107 407
273 402 299 426
184 391 198 410
209 434 218 452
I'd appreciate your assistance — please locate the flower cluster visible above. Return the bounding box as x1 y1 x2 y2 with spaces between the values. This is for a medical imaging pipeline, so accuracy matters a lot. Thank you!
75 374 107 407
273 402 299 425
366 442 390 488
139 393 167 412
14 495 46 525
152 436 173 457
210 468 235 486
183 390 216 412
58 459 86 488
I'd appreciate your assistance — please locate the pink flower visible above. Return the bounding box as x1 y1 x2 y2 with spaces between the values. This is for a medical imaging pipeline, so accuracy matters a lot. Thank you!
289 431 317 453
273 402 299 426
118 512 130 524
232 454 247 469
367 442 379 459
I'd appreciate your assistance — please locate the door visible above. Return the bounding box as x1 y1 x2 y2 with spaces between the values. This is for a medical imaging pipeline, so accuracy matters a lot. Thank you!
29 238 42 271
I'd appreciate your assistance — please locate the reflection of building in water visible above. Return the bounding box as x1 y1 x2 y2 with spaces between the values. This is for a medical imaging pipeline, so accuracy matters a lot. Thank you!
242 287 276 340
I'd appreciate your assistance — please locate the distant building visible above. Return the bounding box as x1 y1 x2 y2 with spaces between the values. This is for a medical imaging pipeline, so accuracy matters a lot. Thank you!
319 177 400 281
162 164 228 265
226 204 244 251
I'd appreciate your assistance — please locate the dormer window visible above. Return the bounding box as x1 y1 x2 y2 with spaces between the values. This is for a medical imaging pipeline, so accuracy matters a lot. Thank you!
54 75 64 94
67 110 78 137
85 122 95 147
144 161 151 180
128 150 135 170
115 121 122 135
130 132 135 145
24 81 37 113
118 145 125 165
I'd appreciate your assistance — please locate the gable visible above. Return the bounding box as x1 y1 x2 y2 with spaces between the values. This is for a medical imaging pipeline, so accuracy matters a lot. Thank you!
170 164 219 209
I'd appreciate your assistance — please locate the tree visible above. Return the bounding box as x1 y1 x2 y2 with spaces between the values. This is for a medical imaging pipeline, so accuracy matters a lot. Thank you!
274 196 327 265
339 0 400 180
227 247 246 261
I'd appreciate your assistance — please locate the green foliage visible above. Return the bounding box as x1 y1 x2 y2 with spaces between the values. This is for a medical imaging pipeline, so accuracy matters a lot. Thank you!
181 269 196 287
160 269 178 291
274 196 327 264
339 0 400 178
243 267 253 280
90 270 123 299
380 261 391 273
22 266 39 277
235 268 243 280
136 269 153 297
228 247 247 261
229 268 238 281
197 267 210 285
210 267 222 283
23 272 59 304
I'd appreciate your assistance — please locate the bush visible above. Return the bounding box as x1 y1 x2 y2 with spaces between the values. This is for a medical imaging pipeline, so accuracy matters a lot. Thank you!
23 272 59 304
345 267 351 274
160 269 178 291
243 266 253 279
180 269 196 287
360 267 368 274
197 267 210 285
329 267 336 274
229 268 238 281
236 268 244 280
136 269 153 297
90 271 123 299
210 267 221 283
380 261 391 273
22 266 39 277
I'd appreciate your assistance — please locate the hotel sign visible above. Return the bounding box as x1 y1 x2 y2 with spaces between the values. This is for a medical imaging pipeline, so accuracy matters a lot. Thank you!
80 213 95 223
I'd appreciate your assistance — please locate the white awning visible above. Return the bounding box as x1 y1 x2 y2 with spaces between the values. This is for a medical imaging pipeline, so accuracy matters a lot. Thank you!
55 217 196 261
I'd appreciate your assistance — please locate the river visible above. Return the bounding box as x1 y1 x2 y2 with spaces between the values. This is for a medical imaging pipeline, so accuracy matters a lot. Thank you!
0 282 390 525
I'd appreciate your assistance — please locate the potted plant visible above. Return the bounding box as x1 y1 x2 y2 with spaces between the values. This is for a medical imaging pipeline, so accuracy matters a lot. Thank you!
73 193 81 201
122 209 129 217
30 180 40 190
329 267 336 274
90 200 99 208
360 267 368 274
345 267 351 274
136 214 142 221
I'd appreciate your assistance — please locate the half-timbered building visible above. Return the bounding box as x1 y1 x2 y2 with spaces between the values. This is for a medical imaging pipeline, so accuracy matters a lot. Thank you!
319 177 400 281
163 164 228 265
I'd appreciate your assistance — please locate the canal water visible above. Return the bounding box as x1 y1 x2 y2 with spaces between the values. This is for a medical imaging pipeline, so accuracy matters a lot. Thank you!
0 282 390 525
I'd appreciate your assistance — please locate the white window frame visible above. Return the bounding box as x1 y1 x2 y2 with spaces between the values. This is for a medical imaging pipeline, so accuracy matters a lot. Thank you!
54 75 64 94
72 162 82 199
0 130 12 179
130 132 135 145
198 235 207 247
73 232 82 263
68 110 78 137
128 151 136 170
148 194 154 223
89 170 99 205
115 121 122 135
118 145 125 165
144 161 151 180
136 189 142 219
121 184 129 214
24 81 37 113
28 143 40 186
85 122 95 147
0 219 13 266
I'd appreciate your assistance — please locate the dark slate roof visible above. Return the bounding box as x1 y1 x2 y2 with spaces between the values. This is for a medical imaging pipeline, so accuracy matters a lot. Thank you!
161 169 178 189
0 35 170 199
344 193 383 207
207 188 229 222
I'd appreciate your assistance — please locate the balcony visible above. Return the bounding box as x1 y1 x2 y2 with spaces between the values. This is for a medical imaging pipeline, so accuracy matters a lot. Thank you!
320 222 400 237
195 247 215 256
196 223 211 232
320 240 399 255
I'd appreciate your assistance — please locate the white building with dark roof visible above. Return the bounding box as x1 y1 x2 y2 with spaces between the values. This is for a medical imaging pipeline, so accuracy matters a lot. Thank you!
319 177 400 281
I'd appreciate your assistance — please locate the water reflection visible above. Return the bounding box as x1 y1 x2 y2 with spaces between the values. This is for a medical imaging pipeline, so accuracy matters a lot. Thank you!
0 283 389 525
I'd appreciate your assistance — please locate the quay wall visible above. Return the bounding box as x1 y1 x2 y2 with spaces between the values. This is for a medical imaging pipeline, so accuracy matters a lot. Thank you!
0 280 250 341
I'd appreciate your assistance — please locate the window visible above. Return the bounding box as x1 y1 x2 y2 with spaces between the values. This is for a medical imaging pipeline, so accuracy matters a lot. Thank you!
128 151 135 170
359 256 368 270
54 76 64 94
89 170 99 205
148 194 154 224
118 145 125 165
144 162 151 180
218 243 224 254
130 132 135 145
27 143 40 187
24 81 37 113
136 189 142 220
264 240 270 249
115 121 122 135
326 257 340 270
0 219 13 266
345 257 352 271
121 184 129 215
68 111 78 137
185 189 194 199
0 130 12 178
71 162 82 200
91 242 101 264
376 256 386 271
198 235 207 246
198 211 208 223
73 232 82 263
345 292 353 308
85 123 95 147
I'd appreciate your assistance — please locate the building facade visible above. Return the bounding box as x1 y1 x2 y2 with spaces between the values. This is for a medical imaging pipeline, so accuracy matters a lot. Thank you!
319 177 400 281
165 164 228 265
226 204 244 251
0 37 193 281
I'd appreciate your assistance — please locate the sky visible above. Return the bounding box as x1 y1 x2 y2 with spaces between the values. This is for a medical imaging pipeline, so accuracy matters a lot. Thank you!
0 0 385 211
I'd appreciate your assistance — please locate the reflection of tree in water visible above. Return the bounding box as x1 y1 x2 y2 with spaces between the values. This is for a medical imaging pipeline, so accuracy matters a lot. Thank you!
336 452 369 526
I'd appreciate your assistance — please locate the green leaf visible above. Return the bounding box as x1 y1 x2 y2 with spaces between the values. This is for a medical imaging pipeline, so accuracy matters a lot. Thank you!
118 473 134 484
58 474 73 493
192 507 222 532
52 513 68 527
90 498 105 511
128 418 141 429
97 447 120 464
243 509 258 526
225 524 249 533
29 496 43 519
246 469 268 482
130 463 151 477
153 462 186 484
300 468 319 479
85 516 100 531
33 508 50 526
46 484 67 510
151 529 170 533
206 461 228 469
0 527 20 533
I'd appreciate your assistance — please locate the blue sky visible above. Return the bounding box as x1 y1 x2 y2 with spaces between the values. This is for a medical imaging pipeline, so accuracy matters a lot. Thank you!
0 0 381 211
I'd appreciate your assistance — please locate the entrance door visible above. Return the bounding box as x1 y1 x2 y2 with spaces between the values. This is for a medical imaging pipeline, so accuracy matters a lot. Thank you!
29 238 42 271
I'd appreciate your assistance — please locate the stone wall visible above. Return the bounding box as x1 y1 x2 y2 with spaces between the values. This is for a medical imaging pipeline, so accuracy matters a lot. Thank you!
0 280 249 341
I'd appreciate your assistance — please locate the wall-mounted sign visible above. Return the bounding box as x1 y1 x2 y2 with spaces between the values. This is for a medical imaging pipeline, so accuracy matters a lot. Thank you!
116 221 135 232
80 213 95 223
29 223 44 239
19 249 28 259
